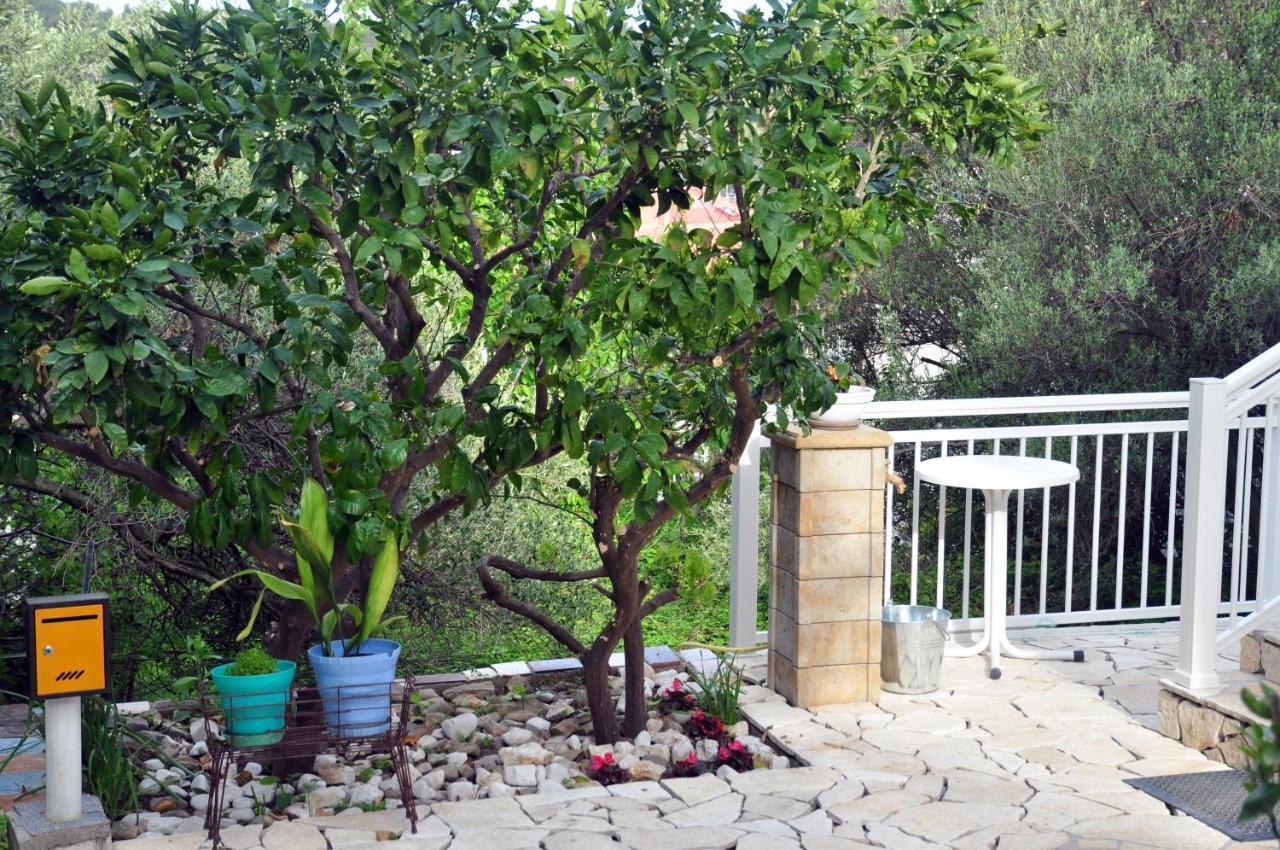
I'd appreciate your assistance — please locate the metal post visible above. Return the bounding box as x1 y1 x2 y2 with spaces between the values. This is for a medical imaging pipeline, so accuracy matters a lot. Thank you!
44 696 83 822
1173 378 1228 691
728 424 762 647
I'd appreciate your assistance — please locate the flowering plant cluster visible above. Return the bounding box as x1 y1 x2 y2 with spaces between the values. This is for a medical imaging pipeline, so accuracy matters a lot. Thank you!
652 677 698 713
684 708 726 741
717 738 754 772
590 751 629 786
669 750 704 778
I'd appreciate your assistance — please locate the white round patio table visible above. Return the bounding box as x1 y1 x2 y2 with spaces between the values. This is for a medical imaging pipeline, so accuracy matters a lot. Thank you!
916 455 1085 680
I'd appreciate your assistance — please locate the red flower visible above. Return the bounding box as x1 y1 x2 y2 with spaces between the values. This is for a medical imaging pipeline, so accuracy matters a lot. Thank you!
591 752 615 771
718 745 730 760
729 740 745 752
682 752 697 766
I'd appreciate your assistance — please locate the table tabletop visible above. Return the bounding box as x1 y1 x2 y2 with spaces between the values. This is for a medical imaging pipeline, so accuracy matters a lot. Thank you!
917 455 1080 492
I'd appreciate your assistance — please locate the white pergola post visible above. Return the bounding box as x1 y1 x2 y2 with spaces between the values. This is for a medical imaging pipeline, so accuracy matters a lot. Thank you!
728 425 762 648
1173 377 1228 691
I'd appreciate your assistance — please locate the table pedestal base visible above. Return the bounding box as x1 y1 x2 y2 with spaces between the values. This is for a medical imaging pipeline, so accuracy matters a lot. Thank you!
943 487 1086 679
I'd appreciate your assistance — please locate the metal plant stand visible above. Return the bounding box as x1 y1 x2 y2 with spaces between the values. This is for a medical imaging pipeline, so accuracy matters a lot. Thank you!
197 676 418 849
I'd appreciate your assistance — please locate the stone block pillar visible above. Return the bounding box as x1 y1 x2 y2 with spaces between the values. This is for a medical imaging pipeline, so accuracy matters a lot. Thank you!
766 425 891 707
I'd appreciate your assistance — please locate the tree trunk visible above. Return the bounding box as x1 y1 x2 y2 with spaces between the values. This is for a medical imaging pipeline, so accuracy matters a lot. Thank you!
621 614 647 737
582 648 620 743
269 600 315 660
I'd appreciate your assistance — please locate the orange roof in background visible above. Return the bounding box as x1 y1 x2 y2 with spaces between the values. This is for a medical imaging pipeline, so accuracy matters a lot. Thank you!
637 188 741 239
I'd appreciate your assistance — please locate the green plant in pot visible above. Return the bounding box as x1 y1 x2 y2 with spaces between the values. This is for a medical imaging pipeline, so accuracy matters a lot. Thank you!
210 479 402 737
209 645 296 747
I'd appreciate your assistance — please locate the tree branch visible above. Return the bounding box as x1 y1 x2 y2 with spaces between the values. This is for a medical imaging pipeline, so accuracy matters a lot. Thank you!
475 554 586 655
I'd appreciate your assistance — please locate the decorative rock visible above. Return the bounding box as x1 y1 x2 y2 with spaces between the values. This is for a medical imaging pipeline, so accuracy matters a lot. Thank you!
502 764 539 787
317 762 357 785
501 727 534 746
695 739 720 762
348 783 384 807
306 786 349 810
447 780 478 801
443 712 479 742
628 760 665 782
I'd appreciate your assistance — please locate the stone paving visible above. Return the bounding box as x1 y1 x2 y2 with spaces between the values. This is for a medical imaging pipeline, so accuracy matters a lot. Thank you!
101 623 1280 848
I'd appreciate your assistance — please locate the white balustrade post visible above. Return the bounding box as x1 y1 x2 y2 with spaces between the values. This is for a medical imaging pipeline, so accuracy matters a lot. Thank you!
1173 377 1228 691
728 424 762 648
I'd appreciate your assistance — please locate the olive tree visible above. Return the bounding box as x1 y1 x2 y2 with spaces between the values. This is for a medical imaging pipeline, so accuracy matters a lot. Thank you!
471 0 1047 740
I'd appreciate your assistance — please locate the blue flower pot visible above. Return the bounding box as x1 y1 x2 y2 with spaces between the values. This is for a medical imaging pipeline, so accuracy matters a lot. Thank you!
210 660 296 746
307 639 400 737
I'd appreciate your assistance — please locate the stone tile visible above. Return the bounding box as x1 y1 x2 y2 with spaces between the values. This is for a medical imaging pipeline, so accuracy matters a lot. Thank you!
740 701 819 731
607 781 671 803
1021 791 1125 831
743 794 812 821
886 800 1025 844
543 831 623 850
1068 814 1233 849
448 828 550 850
431 796 534 830
659 775 730 806
261 821 326 850
109 836 207 850
728 767 841 799
824 790 928 825
614 825 743 849
738 835 801 850
662 793 742 827
940 769 1033 805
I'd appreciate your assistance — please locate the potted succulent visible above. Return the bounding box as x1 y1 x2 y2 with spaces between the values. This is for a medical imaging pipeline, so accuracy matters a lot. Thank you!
210 479 403 737
209 645 296 746
808 364 875 430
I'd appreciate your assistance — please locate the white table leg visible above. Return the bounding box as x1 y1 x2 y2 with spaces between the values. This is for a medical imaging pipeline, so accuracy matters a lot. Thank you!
987 490 1009 679
944 504 994 659
986 488 1083 671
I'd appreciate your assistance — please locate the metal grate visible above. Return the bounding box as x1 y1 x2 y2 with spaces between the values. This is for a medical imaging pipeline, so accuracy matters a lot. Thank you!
1125 770 1280 842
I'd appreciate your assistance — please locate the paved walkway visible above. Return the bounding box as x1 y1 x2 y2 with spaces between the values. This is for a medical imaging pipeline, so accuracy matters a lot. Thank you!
100 624 1280 848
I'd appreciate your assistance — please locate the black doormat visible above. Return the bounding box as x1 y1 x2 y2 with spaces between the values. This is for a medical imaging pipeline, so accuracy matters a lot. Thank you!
1125 769 1280 842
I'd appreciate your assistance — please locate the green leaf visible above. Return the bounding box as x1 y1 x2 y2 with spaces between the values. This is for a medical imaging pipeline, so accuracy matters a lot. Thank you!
298 478 335 565
82 244 123 262
355 532 399 648
19 276 72 296
84 350 108 384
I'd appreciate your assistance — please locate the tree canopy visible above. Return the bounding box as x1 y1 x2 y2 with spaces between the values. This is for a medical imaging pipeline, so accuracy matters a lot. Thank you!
0 0 1044 697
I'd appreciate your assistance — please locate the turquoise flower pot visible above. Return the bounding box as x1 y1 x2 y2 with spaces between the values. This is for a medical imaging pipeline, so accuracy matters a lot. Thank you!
308 639 400 737
210 660 296 746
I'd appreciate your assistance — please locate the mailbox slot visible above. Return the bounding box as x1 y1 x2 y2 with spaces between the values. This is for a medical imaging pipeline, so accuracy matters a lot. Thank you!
26 593 111 699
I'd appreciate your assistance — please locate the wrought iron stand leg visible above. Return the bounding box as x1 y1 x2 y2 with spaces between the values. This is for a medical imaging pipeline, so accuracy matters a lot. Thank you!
205 746 227 849
391 739 417 833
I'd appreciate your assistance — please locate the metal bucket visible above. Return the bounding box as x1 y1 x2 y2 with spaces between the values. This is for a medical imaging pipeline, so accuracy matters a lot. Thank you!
881 605 951 694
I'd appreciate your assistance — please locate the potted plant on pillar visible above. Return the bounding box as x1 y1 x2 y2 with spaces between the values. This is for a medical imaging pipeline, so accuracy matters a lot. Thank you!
210 479 403 737
808 366 875 430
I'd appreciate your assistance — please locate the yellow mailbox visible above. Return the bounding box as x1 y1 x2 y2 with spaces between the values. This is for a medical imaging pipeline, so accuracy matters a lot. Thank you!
26 593 111 699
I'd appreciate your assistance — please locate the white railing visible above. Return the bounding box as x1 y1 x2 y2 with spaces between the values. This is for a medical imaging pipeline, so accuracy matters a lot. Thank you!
1175 342 1280 690
728 364 1280 653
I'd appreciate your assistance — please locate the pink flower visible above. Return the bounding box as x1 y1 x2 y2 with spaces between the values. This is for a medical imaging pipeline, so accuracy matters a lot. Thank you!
718 745 730 761
729 740 745 752
592 752 615 771
682 752 697 766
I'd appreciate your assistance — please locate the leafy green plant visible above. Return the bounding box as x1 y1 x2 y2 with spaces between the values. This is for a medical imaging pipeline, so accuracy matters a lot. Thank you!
1240 684 1280 838
686 655 743 726
81 697 138 820
170 634 221 702
211 479 401 657
230 645 280 677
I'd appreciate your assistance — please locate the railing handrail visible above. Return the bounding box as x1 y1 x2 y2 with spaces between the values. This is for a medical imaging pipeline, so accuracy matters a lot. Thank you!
854 390 1189 420
1225 340 1280 396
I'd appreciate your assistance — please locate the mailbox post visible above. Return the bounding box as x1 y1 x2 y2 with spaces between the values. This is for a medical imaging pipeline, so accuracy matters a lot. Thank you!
7 594 112 850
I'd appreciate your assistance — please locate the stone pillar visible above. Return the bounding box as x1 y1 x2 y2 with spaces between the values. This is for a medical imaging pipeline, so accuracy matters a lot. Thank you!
766 425 891 707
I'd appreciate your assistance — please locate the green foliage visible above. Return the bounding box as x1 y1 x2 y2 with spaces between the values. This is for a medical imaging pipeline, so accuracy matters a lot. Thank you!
229 644 278 677
1241 684 1280 837
211 479 401 656
686 653 744 726
835 0 1280 397
81 696 139 820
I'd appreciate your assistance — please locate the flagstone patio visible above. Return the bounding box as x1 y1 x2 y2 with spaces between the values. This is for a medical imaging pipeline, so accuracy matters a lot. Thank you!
101 621 1277 850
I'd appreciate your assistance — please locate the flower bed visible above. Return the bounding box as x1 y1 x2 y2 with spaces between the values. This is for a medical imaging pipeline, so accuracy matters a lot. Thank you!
111 659 788 840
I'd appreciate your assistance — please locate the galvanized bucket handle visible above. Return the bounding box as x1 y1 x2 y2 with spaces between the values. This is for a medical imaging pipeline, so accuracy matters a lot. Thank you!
931 618 951 641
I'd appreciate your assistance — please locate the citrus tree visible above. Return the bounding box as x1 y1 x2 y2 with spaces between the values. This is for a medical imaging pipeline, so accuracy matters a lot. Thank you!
470 0 1047 739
